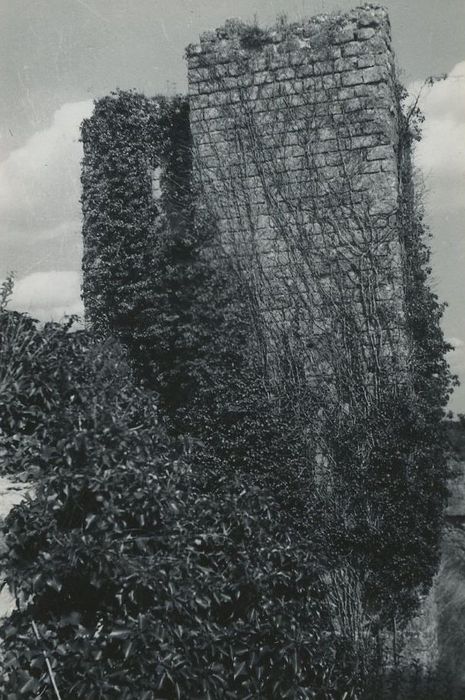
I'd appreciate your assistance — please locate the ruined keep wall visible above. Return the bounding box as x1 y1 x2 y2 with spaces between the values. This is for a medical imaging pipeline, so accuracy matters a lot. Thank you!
81 93 192 341
187 5 408 383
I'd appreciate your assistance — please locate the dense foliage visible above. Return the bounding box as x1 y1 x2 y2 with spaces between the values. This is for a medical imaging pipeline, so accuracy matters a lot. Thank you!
81 90 192 351
0 308 362 699
80 91 311 514
81 91 222 429
0 276 88 478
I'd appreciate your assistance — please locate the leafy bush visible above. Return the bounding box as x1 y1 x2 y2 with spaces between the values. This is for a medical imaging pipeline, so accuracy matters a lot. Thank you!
0 310 361 699
0 279 93 477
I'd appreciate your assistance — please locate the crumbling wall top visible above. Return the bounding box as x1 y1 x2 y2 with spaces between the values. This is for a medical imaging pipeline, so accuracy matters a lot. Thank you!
186 5 391 60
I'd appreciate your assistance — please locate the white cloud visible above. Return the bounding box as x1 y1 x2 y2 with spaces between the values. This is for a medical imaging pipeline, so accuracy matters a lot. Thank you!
0 100 93 245
411 62 465 213
10 270 83 322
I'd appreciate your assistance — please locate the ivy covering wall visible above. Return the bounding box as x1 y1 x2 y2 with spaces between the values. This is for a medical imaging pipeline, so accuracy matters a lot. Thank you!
79 34 457 615
80 91 253 431
81 90 192 350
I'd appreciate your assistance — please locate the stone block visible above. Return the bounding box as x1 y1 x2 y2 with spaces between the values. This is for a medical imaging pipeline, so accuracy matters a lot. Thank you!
333 24 355 44
227 63 244 77
342 41 364 57
334 56 359 72
253 70 274 85
295 62 315 79
351 134 378 149
381 159 397 174
250 56 269 72
353 84 371 98
363 160 382 173
340 97 362 113
313 61 335 76
366 145 394 161
355 27 376 40
341 70 364 87
362 65 386 84
357 55 376 69
365 35 389 54
322 74 341 89
275 67 297 81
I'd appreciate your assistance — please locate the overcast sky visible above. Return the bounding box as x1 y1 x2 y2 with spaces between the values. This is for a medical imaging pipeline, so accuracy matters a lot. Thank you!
0 0 464 409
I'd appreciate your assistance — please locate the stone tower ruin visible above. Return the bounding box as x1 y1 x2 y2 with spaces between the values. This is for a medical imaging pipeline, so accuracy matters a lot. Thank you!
186 5 410 386
81 4 416 402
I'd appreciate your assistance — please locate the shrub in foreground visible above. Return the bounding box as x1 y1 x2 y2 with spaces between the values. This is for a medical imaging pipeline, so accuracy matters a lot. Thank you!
0 314 361 699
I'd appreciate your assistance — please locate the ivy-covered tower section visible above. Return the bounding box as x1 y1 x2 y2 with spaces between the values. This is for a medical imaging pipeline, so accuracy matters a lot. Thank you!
78 7 454 619
80 92 193 370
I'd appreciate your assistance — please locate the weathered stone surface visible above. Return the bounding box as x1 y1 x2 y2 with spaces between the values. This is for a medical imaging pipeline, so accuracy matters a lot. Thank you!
187 5 408 377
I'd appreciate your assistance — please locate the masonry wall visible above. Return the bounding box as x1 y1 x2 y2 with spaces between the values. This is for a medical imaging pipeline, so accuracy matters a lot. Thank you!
186 5 408 383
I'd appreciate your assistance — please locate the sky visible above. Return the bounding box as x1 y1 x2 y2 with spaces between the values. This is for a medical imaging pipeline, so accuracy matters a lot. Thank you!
0 0 464 408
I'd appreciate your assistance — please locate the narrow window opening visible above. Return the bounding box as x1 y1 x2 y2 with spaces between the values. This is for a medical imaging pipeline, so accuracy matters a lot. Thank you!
151 165 163 200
